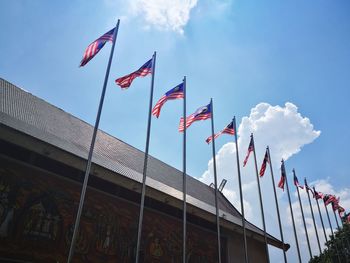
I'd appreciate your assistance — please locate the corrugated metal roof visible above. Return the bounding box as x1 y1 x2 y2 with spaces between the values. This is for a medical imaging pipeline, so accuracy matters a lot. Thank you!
0 78 281 244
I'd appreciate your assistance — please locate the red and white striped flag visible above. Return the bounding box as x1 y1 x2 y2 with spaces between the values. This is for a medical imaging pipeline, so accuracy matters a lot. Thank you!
179 103 211 132
115 59 153 89
293 174 304 189
243 137 254 167
323 194 337 206
278 161 287 191
206 120 235 144
80 28 115 67
313 187 324 200
152 83 184 118
259 150 269 177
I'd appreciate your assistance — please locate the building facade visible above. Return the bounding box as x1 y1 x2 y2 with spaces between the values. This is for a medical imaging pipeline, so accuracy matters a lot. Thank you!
0 78 288 262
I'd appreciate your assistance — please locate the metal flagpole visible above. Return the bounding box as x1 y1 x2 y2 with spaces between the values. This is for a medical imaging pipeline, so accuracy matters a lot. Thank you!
305 179 322 254
333 209 340 229
324 202 342 263
182 76 187 263
135 51 157 263
251 134 270 263
339 212 350 252
332 209 349 258
325 202 335 237
233 117 249 263
314 192 328 243
267 147 287 263
283 160 302 263
338 212 344 228
333 209 349 256
293 169 312 259
210 98 222 263
67 20 120 263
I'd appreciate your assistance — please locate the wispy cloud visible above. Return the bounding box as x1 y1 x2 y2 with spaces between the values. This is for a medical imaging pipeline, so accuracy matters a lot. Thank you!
127 0 198 34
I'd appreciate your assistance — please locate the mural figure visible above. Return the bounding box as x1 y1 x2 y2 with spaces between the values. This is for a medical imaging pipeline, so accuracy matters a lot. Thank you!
65 224 90 257
23 200 61 241
0 171 18 239
149 237 163 261
95 213 119 256
0 163 225 263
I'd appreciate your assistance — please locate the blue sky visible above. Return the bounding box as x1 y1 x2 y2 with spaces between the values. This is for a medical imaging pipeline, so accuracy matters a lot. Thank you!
1 0 350 261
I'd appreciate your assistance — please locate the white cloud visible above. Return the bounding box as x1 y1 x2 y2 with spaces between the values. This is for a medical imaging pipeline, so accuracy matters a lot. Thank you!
199 102 320 216
127 0 198 34
199 102 322 261
238 102 321 161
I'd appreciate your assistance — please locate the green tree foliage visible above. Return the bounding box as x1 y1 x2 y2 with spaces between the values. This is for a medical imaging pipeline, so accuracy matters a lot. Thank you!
309 224 350 263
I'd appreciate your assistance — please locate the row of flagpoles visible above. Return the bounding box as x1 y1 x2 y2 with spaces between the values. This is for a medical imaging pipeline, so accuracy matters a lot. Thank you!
67 21 350 263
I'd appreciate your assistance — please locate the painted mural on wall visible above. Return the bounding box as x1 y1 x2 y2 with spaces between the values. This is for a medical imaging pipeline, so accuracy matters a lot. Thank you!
0 160 225 263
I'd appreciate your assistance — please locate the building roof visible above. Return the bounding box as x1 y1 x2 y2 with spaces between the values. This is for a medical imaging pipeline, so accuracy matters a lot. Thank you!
0 78 286 248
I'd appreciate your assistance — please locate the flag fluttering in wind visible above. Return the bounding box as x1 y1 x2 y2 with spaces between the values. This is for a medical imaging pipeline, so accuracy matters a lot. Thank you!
243 137 254 167
205 120 235 144
304 178 314 197
178 102 212 132
331 197 340 212
345 213 350 224
323 194 337 206
115 59 153 89
259 150 269 177
152 83 184 118
293 174 304 189
313 187 324 200
342 212 350 224
338 206 345 217
80 28 115 67
278 161 287 190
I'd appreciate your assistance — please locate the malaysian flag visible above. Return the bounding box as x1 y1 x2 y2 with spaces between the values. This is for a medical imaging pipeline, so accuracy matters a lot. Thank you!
313 187 324 200
206 120 235 144
278 161 286 190
259 149 269 177
331 197 340 212
243 136 254 167
293 173 304 189
178 102 211 132
342 212 350 224
304 178 314 197
80 28 115 67
115 58 153 89
338 206 345 217
346 213 350 224
323 194 337 206
152 83 184 118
